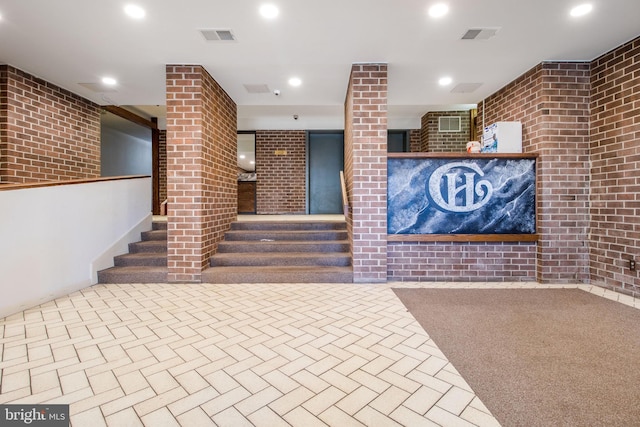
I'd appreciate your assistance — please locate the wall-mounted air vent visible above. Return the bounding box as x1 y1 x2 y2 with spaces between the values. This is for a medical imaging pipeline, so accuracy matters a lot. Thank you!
439 116 462 132
200 29 237 41
461 28 500 40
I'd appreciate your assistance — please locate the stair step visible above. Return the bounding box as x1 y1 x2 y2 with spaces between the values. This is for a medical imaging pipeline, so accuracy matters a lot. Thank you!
217 240 350 253
231 221 346 231
153 221 168 230
224 230 347 241
210 252 351 267
141 229 167 241
115 252 168 267
129 240 168 253
97 266 167 284
201 266 353 284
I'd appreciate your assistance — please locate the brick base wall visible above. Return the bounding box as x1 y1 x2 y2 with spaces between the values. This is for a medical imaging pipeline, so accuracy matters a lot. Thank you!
388 242 537 281
0 65 100 183
255 130 306 214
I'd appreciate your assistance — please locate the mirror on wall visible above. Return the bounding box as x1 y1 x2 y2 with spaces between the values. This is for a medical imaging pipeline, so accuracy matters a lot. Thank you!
237 132 255 173
237 132 257 214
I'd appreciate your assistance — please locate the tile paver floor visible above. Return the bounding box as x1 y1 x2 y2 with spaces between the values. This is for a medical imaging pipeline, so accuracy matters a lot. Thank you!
1 281 636 426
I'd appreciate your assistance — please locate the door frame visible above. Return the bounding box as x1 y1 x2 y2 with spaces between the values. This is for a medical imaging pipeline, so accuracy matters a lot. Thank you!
305 130 345 214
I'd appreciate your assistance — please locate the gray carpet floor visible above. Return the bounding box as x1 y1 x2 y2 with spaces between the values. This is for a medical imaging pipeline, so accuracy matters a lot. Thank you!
393 288 640 427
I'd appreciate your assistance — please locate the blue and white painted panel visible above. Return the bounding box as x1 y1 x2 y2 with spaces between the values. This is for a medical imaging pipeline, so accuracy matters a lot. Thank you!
388 157 536 234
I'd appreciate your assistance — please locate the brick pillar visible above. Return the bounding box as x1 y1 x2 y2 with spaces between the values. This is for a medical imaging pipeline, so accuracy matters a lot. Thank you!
344 64 388 283
165 65 237 283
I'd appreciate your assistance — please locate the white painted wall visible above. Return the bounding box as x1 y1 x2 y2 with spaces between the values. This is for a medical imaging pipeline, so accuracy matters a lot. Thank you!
101 126 152 177
0 177 152 318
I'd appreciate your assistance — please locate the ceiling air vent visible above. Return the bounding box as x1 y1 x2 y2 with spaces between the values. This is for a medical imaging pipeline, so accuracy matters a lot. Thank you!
243 84 271 94
451 83 483 93
461 28 500 40
77 82 117 93
200 29 237 41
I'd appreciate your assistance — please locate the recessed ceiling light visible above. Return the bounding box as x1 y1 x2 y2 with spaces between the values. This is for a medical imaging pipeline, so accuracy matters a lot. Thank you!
250 161 255 165
102 77 117 86
288 77 302 87
438 76 453 86
239 155 246 159
428 3 449 18
124 4 146 19
570 3 593 17
259 4 279 19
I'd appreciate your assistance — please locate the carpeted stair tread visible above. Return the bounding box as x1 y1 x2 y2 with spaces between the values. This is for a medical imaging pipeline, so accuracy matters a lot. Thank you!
97 266 167 283
99 219 352 284
97 221 168 284
129 240 168 253
141 229 167 241
224 229 347 241
210 252 351 267
115 252 168 267
231 221 346 231
201 265 353 284
152 221 168 230
217 240 349 253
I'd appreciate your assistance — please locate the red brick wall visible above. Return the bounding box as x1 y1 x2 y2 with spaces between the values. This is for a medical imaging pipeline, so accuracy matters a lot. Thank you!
388 242 537 281
0 67 7 179
419 114 429 152
590 36 640 296
409 129 421 152
421 110 471 152
344 64 388 283
165 65 237 283
344 75 355 260
158 129 167 205
0 65 100 183
478 62 591 283
255 130 306 214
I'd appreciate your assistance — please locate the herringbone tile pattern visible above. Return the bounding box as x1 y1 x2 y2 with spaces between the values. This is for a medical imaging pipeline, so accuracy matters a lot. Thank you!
2 282 631 426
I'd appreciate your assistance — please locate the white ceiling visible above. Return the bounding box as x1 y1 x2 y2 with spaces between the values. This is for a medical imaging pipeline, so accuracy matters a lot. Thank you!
1 0 639 130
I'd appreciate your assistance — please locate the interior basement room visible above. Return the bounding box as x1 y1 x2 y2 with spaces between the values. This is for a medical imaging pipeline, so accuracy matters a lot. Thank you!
1 1 639 426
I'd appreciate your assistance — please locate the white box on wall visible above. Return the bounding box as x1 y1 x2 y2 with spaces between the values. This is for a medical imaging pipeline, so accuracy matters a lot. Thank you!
482 122 522 153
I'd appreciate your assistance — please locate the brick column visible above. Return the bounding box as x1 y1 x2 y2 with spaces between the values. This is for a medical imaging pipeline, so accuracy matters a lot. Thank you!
165 65 237 283
344 64 388 283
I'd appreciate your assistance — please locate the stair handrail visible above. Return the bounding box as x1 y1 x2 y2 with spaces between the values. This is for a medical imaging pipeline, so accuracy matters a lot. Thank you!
340 170 350 218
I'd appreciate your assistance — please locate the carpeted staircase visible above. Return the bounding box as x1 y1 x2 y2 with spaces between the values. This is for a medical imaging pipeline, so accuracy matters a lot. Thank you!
97 221 168 283
98 219 352 284
202 220 353 283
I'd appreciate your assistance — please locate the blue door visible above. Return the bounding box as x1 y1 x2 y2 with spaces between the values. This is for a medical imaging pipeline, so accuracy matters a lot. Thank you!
308 131 344 214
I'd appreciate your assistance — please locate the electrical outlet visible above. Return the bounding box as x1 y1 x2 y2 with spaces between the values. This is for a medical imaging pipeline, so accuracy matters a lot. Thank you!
630 260 636 272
